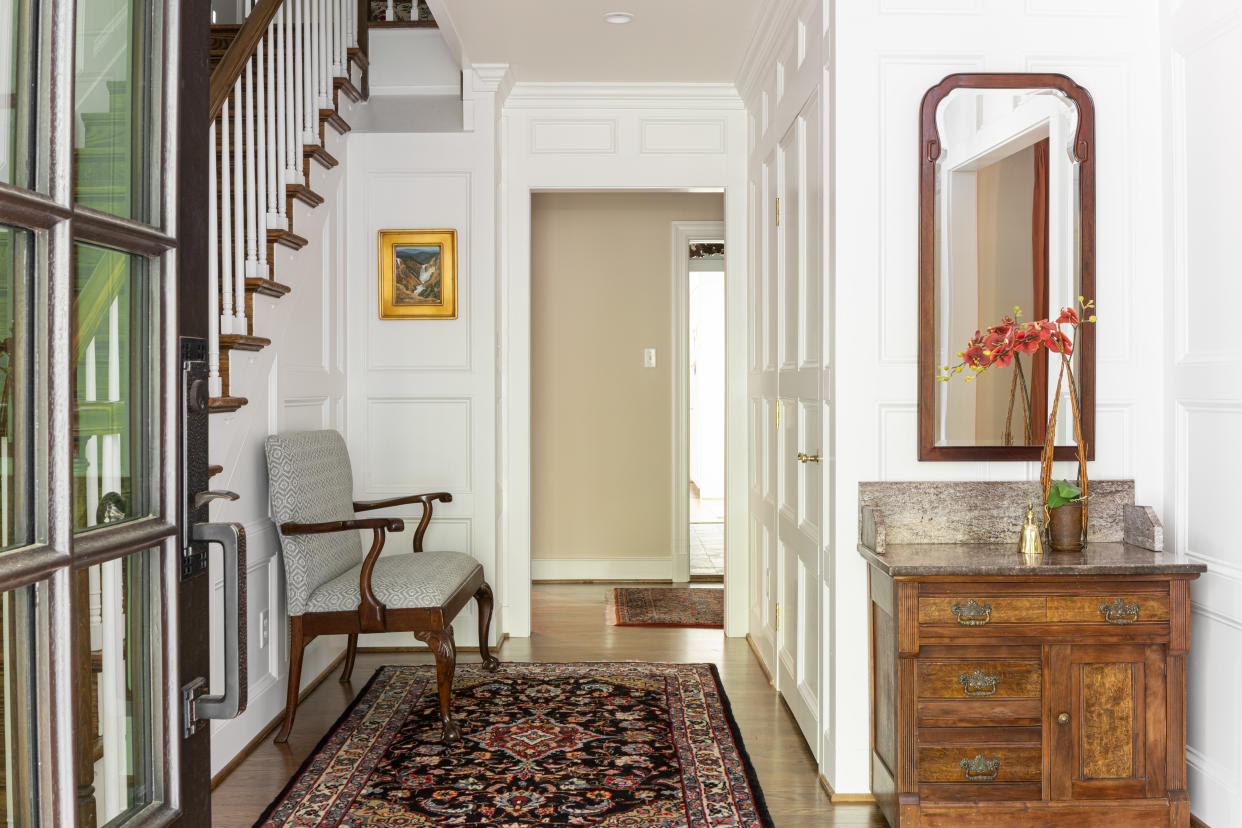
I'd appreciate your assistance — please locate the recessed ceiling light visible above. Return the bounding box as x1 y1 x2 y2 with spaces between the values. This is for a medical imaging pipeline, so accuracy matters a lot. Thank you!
603 11 634 24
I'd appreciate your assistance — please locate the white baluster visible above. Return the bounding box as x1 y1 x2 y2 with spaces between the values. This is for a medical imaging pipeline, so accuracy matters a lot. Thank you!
221 93 236 337
255 39 271 284
232 79 246 333
208 118 223 397
265 23 282 230
348 0 357 50
303 0 317 143
318 0 330 109
273 6 289 228
386 0 394 22
334 0 344 76
244 58 259 291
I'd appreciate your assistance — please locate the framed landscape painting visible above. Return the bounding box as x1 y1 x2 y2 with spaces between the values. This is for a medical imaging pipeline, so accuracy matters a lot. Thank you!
377 229 458 319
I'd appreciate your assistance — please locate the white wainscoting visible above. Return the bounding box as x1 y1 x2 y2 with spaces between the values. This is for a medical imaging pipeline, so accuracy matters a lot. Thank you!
1163 1 1242 823
819 0 1165 796
345 80 502 650
206 97 355 777
498 83 750 638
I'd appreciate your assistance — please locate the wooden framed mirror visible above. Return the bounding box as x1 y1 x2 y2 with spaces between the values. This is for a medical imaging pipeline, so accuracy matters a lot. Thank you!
918 73 1095 461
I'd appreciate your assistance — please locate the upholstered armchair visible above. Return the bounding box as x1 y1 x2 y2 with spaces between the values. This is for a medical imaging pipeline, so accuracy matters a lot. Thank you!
264 430 498 744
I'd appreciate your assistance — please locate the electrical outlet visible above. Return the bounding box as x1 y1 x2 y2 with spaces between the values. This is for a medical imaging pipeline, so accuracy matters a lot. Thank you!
259 609 269 649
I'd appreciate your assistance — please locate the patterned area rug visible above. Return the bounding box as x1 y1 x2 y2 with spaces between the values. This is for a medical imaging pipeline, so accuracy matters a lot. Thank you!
611 587 724 628
257 662 771 827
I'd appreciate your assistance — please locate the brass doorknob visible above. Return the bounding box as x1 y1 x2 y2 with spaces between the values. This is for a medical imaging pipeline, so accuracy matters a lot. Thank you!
796 452 820 463
1057 712 1070 725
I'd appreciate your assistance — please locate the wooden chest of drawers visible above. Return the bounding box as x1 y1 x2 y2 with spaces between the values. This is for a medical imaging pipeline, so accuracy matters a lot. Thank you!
863 545 1205 827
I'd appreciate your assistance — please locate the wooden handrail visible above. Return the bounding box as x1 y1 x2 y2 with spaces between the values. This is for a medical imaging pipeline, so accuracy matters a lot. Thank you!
208 0 284 121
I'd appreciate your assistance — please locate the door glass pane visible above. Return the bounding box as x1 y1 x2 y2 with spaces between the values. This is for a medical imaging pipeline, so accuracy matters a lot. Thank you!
0 225 31 553
1 0 36 190
74 0 161 224
0 583 43 825
74 549 162 826
73 244 157 531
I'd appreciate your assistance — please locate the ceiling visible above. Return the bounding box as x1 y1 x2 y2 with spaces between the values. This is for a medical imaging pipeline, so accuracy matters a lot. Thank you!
435 0 765 84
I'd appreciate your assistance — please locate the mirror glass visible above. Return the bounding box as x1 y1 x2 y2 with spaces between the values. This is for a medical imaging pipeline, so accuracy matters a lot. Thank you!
932 87 1083 449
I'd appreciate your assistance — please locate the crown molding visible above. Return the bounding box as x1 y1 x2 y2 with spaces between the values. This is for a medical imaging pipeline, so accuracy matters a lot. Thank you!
472 63 512 93
736 0 802 104
502 82 744 111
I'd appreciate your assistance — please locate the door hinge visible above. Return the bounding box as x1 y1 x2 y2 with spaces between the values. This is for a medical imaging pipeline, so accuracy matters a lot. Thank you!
775 197 781 226
775 602 781 632
775 405 782 429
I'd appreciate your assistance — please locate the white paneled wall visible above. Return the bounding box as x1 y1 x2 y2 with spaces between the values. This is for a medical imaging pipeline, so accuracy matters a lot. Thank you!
345 79 503 648
1161 1 1242 824
824 0 1164 796
206 98 355 776
498 84 749 637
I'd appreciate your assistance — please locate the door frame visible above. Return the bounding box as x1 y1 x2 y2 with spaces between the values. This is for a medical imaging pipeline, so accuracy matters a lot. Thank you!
671 220 726 583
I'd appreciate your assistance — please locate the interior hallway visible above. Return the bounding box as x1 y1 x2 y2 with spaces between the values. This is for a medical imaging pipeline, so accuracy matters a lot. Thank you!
212 583 885 826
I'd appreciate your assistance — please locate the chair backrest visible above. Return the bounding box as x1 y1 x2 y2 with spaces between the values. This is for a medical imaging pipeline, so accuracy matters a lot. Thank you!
264 430 362 616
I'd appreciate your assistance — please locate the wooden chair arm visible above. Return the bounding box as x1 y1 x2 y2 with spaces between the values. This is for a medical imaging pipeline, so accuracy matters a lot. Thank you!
352 492 452 554
352 492 452 512
280 517 404 534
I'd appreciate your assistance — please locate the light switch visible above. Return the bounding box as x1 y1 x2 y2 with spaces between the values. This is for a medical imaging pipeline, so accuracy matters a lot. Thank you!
643 348 657 368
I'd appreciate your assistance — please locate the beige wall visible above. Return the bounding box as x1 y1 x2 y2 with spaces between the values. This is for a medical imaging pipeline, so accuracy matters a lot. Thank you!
531 192 724 566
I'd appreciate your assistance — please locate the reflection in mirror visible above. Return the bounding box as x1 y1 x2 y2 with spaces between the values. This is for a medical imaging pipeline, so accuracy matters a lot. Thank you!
918 74 1094 461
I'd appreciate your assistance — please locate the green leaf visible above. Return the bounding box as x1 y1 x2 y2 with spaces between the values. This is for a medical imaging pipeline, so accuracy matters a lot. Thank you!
1047 479 1083 510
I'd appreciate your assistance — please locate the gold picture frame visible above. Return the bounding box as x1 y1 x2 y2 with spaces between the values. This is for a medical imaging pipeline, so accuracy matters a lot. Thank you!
377 229 458 319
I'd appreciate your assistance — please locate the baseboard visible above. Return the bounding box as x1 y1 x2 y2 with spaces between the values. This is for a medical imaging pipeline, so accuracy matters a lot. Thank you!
745 634 774 686
357 633 509 655
531 556 672 581
210 651 346 790
1191 817 1210 828
817 773 875 803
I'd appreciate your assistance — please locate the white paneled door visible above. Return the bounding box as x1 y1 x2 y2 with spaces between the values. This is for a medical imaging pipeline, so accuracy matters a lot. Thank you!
774 95 823 756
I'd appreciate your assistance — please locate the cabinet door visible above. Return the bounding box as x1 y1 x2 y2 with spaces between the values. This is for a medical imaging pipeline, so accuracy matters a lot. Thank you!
1049 643 1167 800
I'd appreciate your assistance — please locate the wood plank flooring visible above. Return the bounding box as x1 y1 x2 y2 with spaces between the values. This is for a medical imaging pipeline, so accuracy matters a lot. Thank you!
211 583 887 826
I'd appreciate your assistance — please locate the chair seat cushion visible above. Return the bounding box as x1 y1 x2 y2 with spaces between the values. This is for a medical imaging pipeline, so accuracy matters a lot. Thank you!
304 550 482 614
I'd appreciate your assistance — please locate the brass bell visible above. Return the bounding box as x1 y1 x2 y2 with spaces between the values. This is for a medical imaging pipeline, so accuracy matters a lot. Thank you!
1018 502 1044 561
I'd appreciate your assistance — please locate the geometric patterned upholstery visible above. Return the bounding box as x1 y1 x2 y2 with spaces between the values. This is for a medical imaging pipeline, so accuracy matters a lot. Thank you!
264 430 364 616
304 550 483 614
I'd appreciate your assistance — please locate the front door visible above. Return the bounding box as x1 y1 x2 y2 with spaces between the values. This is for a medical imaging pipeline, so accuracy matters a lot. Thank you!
0 0 228 824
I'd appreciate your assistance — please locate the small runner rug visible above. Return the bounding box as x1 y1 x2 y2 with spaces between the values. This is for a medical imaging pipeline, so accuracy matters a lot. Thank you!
611 586 724 628
256 662 772 827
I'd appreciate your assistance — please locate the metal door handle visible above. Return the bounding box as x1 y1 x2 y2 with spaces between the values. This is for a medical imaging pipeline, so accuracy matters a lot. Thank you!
193 489 239 509
796 452 820 463
190 521 248 722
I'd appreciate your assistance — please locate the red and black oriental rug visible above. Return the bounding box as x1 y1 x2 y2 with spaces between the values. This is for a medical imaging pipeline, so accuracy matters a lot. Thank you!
257 662 772 827
610 587 724 628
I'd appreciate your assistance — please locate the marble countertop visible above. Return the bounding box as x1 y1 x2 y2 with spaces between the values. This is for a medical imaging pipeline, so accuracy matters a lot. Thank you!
857 541 1207 577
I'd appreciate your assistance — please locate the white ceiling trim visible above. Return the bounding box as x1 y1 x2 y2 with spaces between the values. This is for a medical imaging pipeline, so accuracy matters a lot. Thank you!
503 82 745 111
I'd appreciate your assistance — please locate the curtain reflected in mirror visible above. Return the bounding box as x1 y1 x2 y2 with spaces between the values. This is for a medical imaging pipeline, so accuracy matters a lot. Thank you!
932 88 1082 448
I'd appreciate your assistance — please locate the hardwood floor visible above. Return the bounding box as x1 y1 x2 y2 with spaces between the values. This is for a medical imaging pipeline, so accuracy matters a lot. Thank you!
212 583 887 826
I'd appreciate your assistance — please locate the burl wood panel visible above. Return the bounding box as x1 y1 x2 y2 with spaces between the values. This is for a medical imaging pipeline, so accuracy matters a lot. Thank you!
1080 662 1136 780
917 660 1041 699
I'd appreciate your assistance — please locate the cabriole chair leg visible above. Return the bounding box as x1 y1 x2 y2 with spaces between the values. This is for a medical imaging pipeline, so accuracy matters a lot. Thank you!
415 625 461 743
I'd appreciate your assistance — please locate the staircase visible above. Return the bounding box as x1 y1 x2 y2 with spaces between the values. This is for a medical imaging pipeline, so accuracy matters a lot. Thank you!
207 0 370 412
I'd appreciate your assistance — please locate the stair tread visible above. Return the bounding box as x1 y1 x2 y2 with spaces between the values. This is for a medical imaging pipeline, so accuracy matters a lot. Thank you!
246 277 292 298
287 183 324 207
268 228 308 249
304 144 338 168
320 109 351 135
209 396 248 413
219 333 271 351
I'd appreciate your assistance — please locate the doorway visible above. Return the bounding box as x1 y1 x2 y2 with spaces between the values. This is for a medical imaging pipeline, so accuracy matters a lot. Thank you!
686 240 725 581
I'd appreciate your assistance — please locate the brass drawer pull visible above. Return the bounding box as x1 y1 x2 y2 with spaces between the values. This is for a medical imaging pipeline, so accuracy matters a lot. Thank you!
951 599 992 626
958 669 999 696
960 754 1001 781
1099 598 1140 625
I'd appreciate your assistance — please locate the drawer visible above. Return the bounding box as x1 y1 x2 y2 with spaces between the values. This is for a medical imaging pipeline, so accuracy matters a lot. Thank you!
917 726 1041 802
917 660 1041 699
919 596 1046 626
1047 594 1170 624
